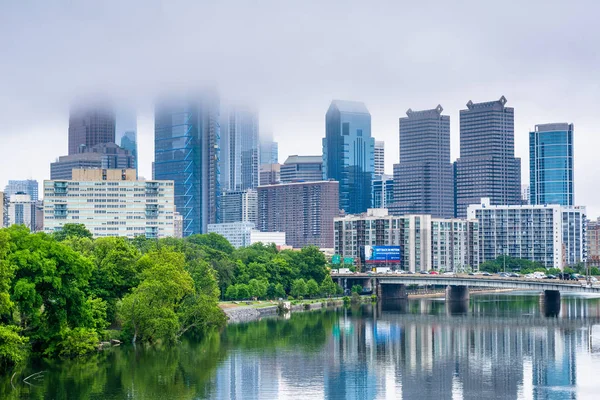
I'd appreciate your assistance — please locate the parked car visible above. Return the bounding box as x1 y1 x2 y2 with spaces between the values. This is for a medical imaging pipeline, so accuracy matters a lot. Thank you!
429 271 439 275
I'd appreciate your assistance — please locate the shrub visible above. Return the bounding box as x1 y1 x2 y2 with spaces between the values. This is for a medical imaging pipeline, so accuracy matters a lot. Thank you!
0 325 28 369
56 328 99 359
351 292 361 304
287 295 294 301
343 296 350 305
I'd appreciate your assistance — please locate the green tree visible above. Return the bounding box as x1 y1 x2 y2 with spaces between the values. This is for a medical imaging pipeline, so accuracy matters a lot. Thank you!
235 284 250 300
248 278 268 299
268 283 286 299
52 223 93 241
351 284 363 294
591 267 600 276
320 275 339 297
306 279 320 298
225 285 238 300
295 246 329 283
118 248 194 343
0 325 28 368
290 278 308 298
187 233 235 254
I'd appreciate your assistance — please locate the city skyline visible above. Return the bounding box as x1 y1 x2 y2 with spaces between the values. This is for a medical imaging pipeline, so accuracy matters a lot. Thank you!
2 2 600 217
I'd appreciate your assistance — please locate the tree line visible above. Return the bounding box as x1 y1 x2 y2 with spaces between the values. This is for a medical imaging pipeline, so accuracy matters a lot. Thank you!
0 224 342 370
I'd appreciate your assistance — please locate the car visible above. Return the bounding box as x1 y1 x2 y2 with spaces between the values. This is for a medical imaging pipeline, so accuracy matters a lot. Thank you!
498 272 509 278
406 271 415 274
509 273 520 278
468 272 475 276
429 271 439 275
443 272 454 276
419 270 428 274
482 272 491 276
545 274 557 279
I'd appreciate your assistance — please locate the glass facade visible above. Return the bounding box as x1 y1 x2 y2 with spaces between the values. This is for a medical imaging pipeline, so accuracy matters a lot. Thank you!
68 104 116 155
323 100 374 214
4 179 39 201
220 107 259 191
529 123 574 206
154 94 220 236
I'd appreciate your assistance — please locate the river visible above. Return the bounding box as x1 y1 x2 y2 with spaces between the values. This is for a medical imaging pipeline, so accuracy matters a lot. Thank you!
4 292 600 399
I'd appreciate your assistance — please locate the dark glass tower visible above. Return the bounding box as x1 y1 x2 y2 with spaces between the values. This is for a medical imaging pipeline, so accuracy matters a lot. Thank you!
323 100 374 215
68 103 116 155
154 92 220 236
392 105 453 218
529 123 574 206
454 96 521 218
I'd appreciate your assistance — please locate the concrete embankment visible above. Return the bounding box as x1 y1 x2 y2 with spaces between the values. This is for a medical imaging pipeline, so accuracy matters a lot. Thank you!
222 300 344 324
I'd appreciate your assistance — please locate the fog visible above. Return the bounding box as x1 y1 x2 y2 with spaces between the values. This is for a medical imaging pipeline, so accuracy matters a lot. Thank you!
1 0 599 217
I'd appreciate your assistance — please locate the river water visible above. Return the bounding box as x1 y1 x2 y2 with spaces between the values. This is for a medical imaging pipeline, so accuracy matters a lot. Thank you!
4 292 600 400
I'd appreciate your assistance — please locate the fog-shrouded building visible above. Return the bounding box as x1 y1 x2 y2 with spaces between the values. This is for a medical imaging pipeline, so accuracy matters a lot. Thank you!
116 108 138 176
323 100 374 215
454 96 521 218
372 175 394 209
334 208 479 272
4 179 39 202
207 222 286 249
68 101 116 155
220 189 258 225
257 180 339 249
154 92 221 236
43 169 175 239
467 198 586 270
259 131 278 166
529 123 574 206
374 140 385 178
220 107 260 191
51 142 135 180
280 155 323 183
393 105 453 218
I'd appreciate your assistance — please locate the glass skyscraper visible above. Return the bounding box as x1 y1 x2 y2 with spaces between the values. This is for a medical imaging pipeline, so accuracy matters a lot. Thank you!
393 105 453 218
220 107 259 191
529 123 574 206
323 100 374 215
68 101 116 155
454 96 521 218
154 92 220 236
116 108 138 176
3 179 39 201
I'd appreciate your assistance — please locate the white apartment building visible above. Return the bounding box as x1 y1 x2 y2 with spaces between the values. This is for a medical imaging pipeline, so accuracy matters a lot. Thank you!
467 198 586 269
44 169 175 239
7 193 39 231
334 209 479 272
207 222 286 249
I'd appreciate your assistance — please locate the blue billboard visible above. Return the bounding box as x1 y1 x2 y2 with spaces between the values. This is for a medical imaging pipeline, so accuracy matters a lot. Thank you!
364 245 401 264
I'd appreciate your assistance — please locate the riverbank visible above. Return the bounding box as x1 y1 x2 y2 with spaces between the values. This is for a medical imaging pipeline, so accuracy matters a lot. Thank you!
221 299 346 323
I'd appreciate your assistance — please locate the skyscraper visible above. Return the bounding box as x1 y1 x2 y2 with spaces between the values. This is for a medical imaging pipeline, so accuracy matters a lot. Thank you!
259 131 278 165
392 105 453 218
154 92 221 236
68 102 116 155
323 100 374 215
454 96 521 218
116 109 138 176
374 140 385 177
220 189 258 225
50 142 135 180
3 179 39 201
529 123 574 206
220 107 260 191
280 155 323 183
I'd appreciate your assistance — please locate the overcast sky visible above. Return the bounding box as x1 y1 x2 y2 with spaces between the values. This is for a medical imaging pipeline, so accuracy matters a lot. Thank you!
1 1 599 217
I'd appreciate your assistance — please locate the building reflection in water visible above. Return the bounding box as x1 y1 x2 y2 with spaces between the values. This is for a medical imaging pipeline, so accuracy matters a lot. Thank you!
209 294 600 400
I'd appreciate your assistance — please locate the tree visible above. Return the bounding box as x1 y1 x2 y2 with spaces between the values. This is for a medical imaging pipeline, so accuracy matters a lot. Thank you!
248 279 268 299
320 275 339 297
52 223 93 241
119 248 194 343
295 246 329 283
306 279 320 298
268 283 286 299
235 284 250 300
187 233 235 255
0 325 28 368
225 285 238 300
290 278 308 298
351 285 363 295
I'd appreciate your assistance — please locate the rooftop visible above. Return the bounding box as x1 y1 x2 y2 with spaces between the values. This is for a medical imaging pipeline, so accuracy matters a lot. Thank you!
283 155 323 165
330 100 370 115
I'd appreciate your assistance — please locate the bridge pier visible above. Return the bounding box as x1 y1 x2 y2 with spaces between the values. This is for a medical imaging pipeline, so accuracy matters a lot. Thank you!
377 283 408 301
446 285 470 302
541 290 561 317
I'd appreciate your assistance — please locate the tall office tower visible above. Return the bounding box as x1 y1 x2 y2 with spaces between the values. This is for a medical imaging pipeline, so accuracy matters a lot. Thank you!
50 143 135 180
372 174 394 209
4 179 39 201
154 92 221 236
257 181 339 248
116 109 138 175
392 106 453 218
220 107 260 191
68 101 116 155
220 189 258 225
259 132 278 165
454 96 521 218
529 123 574 206
7 193 39 231
374 140 385 177
280 155 323 183
259 163 280 186
323 100 374 215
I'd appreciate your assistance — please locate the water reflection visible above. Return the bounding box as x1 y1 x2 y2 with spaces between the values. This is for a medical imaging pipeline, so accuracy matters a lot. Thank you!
4 293 600 400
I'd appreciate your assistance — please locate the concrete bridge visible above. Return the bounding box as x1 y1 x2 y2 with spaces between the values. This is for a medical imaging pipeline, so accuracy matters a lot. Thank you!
332 273 600 307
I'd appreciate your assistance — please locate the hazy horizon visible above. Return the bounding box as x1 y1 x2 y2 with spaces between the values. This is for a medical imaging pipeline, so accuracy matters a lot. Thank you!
2 1 599 217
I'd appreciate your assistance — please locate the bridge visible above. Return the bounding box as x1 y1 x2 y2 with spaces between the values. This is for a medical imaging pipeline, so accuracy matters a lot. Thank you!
332 273 600 307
